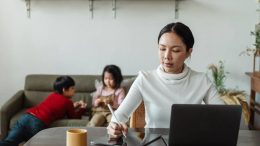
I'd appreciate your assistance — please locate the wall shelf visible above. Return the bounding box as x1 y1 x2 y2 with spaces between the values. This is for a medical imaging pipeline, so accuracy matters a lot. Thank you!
23 0 182 19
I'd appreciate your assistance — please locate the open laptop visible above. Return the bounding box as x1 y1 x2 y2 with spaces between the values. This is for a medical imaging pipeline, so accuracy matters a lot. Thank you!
168 104 242 146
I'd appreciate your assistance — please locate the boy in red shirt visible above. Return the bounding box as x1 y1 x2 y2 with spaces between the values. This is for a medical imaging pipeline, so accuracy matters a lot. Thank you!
0 76 87 146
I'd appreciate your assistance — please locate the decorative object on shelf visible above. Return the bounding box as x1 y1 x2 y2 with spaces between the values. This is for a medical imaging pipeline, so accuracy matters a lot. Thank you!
25 0 31 18
89 0 94 19
22 0 182 19
208 61 250 124
112 0 116 19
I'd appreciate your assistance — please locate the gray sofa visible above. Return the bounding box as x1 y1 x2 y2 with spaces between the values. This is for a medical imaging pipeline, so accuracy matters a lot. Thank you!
0 74 135 139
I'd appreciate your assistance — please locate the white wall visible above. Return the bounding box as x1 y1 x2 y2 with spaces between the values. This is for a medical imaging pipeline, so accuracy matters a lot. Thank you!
0 0 257 105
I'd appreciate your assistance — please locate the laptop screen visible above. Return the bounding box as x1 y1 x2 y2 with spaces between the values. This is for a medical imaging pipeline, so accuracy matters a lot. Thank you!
168 104 242 146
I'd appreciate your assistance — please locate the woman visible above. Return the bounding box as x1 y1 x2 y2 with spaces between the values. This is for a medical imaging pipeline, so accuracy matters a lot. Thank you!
107 22 224 138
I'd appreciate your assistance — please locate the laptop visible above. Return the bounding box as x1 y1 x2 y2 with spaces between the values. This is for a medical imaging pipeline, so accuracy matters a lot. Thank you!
168 104 242 146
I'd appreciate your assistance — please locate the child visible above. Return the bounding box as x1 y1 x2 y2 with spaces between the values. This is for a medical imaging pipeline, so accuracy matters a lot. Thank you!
87 65 125 127
0 76 87 146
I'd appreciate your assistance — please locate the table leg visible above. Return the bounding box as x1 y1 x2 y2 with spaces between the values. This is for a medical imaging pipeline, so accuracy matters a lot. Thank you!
249 89 256 130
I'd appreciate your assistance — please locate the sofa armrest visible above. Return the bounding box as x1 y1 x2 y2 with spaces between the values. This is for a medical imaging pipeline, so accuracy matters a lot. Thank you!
0 90 25 139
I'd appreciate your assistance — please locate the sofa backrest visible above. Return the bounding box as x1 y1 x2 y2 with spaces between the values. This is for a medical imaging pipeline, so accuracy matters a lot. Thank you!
23 74 136 109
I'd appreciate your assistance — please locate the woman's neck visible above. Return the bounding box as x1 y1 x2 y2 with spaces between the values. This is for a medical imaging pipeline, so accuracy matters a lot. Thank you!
163 65 184 74
157 64 190 82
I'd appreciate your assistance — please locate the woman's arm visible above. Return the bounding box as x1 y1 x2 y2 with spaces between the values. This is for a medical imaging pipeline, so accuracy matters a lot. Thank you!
112 74 143 123
107 73 145 138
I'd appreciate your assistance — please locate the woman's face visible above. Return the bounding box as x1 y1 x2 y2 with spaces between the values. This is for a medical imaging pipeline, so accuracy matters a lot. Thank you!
104 72 116 89
158 32 192 74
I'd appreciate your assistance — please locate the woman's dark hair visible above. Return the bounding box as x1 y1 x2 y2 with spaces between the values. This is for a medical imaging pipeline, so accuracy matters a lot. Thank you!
102 64 123 89
158 22 194 51
53 76 75 94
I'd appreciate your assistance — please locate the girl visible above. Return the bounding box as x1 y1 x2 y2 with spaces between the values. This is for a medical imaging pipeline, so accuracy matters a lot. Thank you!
87 65 126 127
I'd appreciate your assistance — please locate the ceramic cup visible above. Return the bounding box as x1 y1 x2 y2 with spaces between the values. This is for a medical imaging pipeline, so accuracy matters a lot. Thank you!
66 128 87 146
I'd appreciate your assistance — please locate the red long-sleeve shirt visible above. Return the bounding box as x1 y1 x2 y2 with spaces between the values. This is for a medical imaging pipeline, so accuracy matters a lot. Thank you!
26 92 86 126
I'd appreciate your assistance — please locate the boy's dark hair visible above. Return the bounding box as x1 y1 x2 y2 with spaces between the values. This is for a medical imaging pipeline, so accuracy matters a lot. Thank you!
158 22 194 51
53 76 75 94
102 64 123 89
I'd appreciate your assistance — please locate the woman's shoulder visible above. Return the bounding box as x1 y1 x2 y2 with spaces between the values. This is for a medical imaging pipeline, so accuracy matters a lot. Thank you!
189 69 206 76
189 69 211 83
138 69 157 78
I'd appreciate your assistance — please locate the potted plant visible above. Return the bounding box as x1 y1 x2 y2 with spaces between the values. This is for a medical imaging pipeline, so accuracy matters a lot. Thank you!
208 61 250 124
239 24 260 72
240 0 260 72
252 24 260 72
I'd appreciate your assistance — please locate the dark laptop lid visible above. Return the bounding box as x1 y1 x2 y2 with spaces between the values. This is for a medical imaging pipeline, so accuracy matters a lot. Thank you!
168 104 242 146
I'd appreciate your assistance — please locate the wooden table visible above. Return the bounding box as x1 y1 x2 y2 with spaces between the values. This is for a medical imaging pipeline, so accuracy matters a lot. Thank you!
24 127 260 146
246 72 260 130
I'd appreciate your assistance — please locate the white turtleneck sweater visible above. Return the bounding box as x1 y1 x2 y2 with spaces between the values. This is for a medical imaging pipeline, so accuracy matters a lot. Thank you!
112 65 224 128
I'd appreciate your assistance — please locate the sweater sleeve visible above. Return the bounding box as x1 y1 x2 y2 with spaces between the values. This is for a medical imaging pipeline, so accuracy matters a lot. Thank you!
112 73 143 123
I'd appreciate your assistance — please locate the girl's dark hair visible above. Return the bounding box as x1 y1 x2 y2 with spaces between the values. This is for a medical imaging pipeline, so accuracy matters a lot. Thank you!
53 76 75 94
102 64 123 89
158 22 194 51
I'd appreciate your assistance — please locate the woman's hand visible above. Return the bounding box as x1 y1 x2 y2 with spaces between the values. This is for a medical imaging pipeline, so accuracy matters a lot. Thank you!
107 122 128 138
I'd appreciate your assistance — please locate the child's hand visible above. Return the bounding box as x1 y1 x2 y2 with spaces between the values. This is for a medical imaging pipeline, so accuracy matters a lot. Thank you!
104 98 112 105
73 101 81 108
79 101 87 109
95 98 103 106
74 100 87 109
77 100 87 109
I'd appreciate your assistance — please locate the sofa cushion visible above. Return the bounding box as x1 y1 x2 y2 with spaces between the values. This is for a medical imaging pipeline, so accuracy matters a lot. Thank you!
121 77 136 93
24 91 50 108
25 75 102 92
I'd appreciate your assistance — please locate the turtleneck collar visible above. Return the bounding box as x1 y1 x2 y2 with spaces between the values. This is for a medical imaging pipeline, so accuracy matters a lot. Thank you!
156 64 190 84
